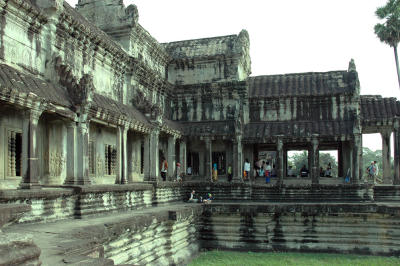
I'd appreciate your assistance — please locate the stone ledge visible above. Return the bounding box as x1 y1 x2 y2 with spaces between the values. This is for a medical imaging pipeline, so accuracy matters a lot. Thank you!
0 204 31 228
0 188 75 201
68 184 153 193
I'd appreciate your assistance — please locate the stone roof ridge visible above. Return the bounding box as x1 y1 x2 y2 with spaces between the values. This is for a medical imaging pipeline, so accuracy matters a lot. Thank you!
161 31 247 60
161 33 238 46
248 70 348 80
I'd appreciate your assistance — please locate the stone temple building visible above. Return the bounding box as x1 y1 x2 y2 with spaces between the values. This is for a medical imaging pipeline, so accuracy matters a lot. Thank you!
1 1 400 265
0 0 398 189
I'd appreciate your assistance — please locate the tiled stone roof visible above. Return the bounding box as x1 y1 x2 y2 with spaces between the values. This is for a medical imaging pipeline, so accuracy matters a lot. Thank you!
92 93 150 126
0 64 71 107
162 34 239 60
244 120 354 139
248 71 356 98
360 95 400 121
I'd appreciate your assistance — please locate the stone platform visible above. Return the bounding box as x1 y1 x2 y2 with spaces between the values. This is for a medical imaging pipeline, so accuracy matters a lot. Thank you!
3 203 202 266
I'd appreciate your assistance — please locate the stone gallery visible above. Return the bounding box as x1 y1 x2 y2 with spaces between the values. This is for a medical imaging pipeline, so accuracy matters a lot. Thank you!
1 0 400 265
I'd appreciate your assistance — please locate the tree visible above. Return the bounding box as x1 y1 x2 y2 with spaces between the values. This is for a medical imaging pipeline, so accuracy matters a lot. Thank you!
288 151 338 176
374 0 400 89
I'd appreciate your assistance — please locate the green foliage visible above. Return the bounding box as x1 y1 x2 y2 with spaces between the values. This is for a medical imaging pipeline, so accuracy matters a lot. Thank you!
374 0 400 88
362 147 382 178
288 151 338 176
189 251 400 266
374 0 400 47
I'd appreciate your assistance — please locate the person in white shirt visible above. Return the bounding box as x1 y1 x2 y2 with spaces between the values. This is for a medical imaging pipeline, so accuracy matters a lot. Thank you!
244 159 251 181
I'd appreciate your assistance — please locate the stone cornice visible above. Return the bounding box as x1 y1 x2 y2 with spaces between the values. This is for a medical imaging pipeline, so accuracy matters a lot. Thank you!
0 0 48 33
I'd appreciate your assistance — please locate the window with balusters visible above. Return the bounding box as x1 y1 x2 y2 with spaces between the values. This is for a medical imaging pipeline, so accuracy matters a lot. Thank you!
7 130 22 177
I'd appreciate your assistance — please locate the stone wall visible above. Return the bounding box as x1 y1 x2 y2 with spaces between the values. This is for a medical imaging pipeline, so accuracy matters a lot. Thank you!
199 203 400 256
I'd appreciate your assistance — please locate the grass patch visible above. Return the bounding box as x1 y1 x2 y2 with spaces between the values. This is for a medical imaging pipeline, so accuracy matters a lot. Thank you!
189 250 400 266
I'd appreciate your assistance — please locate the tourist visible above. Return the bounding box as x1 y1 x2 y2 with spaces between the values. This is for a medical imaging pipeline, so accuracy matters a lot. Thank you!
212 163 218 182
161 157 168 181
244 159 251 181
367 161 376 183
300 165 309 178
176 162 182 182
271 164 277 177
188 190 198 203
255 159 261 178
203 193 213 204
265 161 272 183
320 167 325 177
227 165 233 182
287 165 295 177
187 166 192 175
325 163 332 177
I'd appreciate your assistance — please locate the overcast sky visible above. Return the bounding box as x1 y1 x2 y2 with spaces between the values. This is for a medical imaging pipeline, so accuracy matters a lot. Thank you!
66 0 397 152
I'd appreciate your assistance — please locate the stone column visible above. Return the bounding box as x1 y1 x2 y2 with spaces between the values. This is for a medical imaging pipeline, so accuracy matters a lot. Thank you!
233 135 243 182
338 144 343 177
20 109 42 189
351 134 361 184
167 136 176 180
143 134 151 181
117 126 128 184
64 121 77 184
311 138 319 185
179 140 187 176
359 134 364 182
381 130 391 181
149 130 160 182
204 138 212 181
342 141 352 178
276 138 284 186
394 121 400 184
75 121 91 185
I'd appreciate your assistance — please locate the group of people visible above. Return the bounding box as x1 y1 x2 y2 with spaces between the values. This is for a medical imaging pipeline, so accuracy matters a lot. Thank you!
320 163 332 177
188 190 213 204
160 157 183 182
366 160 381 183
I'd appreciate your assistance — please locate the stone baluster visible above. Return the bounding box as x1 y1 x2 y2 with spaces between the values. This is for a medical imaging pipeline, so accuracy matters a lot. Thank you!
20 109 43 189
167 136 177 181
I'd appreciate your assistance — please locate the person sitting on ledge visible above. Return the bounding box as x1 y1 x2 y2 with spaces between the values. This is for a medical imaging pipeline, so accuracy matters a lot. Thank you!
203 193 213 204
188 190 199 203
300 165 309 178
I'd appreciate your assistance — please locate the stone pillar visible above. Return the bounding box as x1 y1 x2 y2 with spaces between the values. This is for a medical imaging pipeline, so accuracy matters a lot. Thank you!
381 130 391 181
311 138 319 185
117 126 128 184
149 130 160 182
179 140 187 176
167 136 176 180
276 138 284 186
75 121 91 185
143 134 151 181
394 121 400 184
359 134 364 182
351 134 361 184
233 136 243 182
204 138 212 181
338 144 343 177
283 148 287 178
20 109 42 189
65 121 77 184
342 141 352 178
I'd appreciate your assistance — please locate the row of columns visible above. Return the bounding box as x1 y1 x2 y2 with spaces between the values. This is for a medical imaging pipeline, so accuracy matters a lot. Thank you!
19 111 185 188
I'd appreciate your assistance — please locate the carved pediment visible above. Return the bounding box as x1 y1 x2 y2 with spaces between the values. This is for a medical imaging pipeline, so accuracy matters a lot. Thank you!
54 57 94 110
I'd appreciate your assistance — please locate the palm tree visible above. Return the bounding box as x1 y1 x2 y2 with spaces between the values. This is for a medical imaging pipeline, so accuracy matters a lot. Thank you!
374 0 400 89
